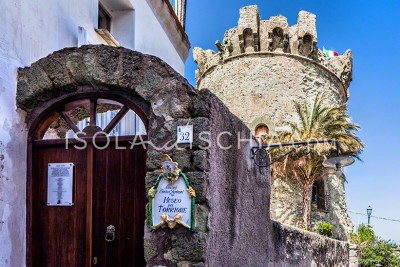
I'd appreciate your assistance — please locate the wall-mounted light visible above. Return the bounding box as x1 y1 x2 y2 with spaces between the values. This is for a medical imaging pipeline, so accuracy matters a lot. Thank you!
322 156 355 177
250 140 355 175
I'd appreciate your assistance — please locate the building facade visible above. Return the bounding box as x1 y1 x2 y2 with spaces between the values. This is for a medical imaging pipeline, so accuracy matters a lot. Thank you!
194 5 354 240
0 0 189 265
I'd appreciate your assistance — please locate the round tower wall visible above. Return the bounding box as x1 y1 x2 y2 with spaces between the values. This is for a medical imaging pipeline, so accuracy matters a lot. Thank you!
197 53 347 134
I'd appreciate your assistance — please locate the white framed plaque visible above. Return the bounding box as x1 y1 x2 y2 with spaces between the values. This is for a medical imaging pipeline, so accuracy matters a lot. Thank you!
177 125 193 144
47 163 74 206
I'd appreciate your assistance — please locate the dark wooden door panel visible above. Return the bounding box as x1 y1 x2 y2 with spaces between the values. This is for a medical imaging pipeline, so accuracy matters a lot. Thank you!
31 140 146 267
32 145 88 267
92 142 146 267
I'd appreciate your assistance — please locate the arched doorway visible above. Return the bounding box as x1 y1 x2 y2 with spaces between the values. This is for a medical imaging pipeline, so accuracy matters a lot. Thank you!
28 93 148 266
18 45 197 267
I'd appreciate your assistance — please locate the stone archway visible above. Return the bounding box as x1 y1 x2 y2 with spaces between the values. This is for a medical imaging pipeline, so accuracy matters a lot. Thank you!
17 45 194 132
17 45 200 266
17 45 269 267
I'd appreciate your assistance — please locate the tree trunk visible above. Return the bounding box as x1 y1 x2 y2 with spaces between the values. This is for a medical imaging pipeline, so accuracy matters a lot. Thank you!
302 183 313 230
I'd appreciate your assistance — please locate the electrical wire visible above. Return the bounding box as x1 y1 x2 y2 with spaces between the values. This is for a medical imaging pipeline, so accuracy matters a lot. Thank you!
348 210 400 223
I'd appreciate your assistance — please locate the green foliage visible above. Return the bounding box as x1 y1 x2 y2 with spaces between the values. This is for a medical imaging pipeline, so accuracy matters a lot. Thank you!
357 224 375 243
350 232 359 244
314 221 333 237
268 94 365 230
352 224 400 267
359 239 400 267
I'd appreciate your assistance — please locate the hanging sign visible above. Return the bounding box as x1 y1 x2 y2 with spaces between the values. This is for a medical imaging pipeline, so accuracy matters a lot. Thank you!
47 163 74 206
148 155 195 231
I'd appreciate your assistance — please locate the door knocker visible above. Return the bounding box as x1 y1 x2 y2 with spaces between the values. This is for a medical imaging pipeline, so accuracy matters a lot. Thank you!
105 225 116 242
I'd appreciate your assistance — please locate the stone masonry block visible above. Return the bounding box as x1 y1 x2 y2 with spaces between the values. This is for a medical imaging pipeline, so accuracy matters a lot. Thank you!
193 150 209 171
146 171 161 192
187 172 207 203
195 204 209 232
171 232 207 262
173 149 192 171
147 150 163 171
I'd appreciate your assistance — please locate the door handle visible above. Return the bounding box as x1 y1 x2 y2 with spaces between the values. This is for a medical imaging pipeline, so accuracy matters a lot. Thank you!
105 225 116 242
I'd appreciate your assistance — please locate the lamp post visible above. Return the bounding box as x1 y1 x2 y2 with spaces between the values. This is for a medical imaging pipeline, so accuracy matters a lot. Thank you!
367 206 373 225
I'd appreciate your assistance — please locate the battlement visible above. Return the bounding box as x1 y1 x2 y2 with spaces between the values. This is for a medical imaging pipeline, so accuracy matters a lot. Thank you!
194 5 352 90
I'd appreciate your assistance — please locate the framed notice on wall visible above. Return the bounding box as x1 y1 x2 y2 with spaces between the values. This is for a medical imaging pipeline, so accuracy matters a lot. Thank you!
47 163 74 206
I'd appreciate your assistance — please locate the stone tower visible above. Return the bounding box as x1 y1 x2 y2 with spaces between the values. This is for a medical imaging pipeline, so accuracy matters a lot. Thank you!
193 5 354 240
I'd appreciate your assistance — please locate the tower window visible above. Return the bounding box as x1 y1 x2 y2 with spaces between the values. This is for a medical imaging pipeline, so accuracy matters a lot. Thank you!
270 27 284 52
311 179 326 211
255 124 269 144
243 28 254 52
312 185 318 202
255 124 269 139
98 4 111 31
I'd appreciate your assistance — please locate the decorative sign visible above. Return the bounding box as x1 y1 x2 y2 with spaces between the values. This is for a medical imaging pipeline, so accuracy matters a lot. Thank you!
177 125 193 144
47 163 74 206
148 155 195 231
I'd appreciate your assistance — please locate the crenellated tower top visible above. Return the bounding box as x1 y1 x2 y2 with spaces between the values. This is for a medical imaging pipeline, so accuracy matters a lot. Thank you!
194 5 352 96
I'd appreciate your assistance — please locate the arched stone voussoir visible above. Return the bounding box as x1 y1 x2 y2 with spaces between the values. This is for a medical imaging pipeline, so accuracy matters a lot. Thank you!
17 45 195 113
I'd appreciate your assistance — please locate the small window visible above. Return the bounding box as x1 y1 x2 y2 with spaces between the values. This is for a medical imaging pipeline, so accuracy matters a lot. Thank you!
299 34 313 57
270 27 284 52
243 28 254 52
312 185 318 202
255 124 269 139
311 179 326 211
98 4 111 31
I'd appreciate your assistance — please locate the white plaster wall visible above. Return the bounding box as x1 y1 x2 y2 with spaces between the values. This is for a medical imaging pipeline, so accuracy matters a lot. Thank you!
0 1 98 265
100 0 186 73
0 0 185 265
98 0 186 73
111 10 136 50
131 0 185 73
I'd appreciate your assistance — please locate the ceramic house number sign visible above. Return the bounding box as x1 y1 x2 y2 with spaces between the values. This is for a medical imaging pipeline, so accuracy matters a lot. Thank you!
148 155 195 231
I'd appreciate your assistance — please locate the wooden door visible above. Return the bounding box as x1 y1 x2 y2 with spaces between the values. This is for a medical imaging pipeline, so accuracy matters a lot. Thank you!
32 142 89 267
31 139 146 267
91 141 146 266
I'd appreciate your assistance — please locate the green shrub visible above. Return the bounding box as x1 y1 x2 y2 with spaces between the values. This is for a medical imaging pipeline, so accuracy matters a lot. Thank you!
359 239 400 267
350 232 359 244
315 221 333 237
357 224 375 243
352 224 400 267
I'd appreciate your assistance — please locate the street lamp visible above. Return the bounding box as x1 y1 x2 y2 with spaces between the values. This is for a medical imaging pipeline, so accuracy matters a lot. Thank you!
367 206 373 225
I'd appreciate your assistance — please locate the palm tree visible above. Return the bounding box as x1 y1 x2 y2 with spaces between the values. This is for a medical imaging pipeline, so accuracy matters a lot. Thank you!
269 94 364 230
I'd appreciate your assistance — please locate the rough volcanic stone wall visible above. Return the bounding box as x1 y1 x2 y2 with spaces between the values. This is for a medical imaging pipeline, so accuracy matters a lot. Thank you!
193 5 354 241
143 89 269 266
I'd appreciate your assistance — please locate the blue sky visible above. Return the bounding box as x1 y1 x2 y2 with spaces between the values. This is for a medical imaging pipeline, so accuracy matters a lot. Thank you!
184 1 400 243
